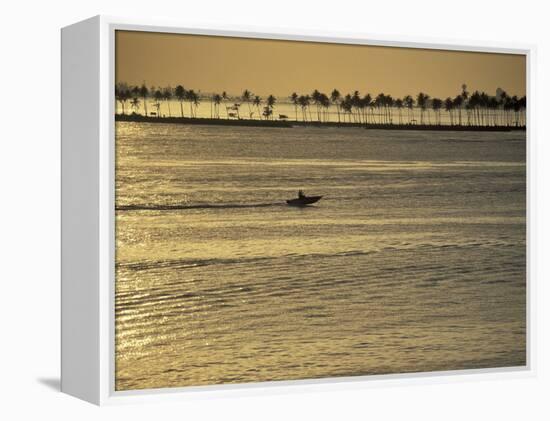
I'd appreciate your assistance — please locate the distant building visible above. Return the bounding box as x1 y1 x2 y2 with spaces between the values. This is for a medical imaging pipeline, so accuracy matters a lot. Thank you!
496 88 504 101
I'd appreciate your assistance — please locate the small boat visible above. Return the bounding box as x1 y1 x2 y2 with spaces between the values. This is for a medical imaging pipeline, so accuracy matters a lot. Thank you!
286 195 323 206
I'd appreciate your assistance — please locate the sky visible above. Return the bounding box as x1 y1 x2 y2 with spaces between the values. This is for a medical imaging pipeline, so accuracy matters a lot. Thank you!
115 30 526 99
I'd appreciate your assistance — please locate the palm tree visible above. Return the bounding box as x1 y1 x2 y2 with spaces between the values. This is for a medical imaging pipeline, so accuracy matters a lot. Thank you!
381 93 392 124
362 94 372 124
153 89 163 117
290 92 299 121
210 93 214 118
368 99 376 124
139 84 149 116
341 96 352 123
266 95 276 120
213 93 222 118
331 89 341 123
374 93 385 124
469 91 481 126
175 85 186 118
444 97 454 125
319 93 330 122
519 95 527 127
115 83 130 115
131 85 140 113
241 89 253 119
506 95 515 126
452 95 463 126
298 95 310 121
395 98 404 125
357 95 366 124
192 91 200 118
352 91 361 123
461 84 470 125
185 89 197 117
162 87 173 117
311 90 322 121
386 95 394 124
499 90 510 126
488 96 499 126
253 95 262 119
481 91 491 125
220 91 227 118
511 95 521 127
130 97 140 114
403 95 414 124
305 95 313 121
416 92 429 124
431 98 443 125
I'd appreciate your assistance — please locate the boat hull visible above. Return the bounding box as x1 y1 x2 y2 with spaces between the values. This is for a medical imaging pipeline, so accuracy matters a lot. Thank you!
286 196 323 206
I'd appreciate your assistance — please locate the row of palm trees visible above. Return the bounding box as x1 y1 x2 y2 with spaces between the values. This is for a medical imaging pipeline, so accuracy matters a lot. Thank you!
115 83 279 121
116 83 526 127
115 83 202 118
289 86 526 127
239 89 278 120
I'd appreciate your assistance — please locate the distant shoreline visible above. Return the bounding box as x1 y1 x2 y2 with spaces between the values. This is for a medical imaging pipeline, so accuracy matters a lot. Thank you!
115 113 526 132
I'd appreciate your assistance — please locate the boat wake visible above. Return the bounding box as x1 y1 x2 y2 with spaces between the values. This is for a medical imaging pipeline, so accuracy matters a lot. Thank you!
116 202 285 211
116 250 373 272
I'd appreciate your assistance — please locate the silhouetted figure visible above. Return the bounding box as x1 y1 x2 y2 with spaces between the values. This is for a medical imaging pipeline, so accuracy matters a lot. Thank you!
298 190 305 199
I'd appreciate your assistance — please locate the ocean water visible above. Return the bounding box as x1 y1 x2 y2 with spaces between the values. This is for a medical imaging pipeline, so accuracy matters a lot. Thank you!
115 122 526 391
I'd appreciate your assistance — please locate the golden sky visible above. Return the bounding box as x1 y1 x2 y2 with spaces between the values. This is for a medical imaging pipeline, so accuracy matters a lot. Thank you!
115 30 526 99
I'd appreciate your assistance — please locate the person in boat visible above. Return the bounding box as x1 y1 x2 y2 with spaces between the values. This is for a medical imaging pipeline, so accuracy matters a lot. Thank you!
298 190 305 199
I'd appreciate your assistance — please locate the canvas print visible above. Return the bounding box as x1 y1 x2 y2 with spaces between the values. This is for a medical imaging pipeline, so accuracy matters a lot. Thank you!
114 30 527 391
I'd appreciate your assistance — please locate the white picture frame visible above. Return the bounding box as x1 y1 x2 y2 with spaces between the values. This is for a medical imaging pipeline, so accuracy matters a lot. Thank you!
61 15 536 405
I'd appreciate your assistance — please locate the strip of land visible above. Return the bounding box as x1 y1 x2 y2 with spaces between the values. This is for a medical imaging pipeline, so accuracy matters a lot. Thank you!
115 113 525 132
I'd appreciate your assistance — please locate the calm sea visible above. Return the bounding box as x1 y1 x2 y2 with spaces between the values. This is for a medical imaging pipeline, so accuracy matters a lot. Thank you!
115 122 526 391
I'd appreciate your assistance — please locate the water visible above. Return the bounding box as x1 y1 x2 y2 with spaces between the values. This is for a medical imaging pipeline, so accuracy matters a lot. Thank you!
115 122 526 391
